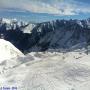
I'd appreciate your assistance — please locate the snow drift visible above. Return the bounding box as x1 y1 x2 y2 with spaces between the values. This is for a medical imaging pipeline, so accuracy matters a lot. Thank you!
0 39 24 62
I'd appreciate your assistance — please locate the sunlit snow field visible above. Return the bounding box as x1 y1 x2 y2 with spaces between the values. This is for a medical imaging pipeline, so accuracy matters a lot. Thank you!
0 46 90 90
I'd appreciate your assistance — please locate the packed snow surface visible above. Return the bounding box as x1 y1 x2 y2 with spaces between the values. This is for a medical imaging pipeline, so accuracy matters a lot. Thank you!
0 51 90 90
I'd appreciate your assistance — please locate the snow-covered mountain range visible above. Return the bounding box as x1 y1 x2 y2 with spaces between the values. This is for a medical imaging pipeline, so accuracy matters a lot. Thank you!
1 18 90 53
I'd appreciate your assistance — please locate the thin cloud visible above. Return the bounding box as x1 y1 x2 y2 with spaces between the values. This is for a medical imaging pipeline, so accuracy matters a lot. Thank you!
0 0 90 15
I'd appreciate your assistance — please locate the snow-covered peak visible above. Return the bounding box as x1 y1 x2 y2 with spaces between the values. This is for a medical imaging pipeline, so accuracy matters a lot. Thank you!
0 39 24 62
0 18 30 31
1 18 17 24
22 23 36 33
2 18 11 24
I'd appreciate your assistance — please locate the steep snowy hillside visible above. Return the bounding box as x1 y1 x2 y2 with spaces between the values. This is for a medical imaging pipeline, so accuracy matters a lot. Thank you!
0 39 24 62
0 52 90 90
30 19 90 51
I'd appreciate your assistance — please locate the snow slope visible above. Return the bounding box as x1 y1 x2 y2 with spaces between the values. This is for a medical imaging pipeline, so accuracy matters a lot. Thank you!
22 23 36 33
0 39 24 62
0 52 90 90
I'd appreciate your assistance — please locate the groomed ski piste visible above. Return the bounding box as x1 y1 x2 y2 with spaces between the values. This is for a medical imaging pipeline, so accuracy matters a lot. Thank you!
0 39 90 90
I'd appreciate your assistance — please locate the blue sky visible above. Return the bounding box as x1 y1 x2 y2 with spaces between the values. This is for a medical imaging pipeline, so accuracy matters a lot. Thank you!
0 0 90 22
